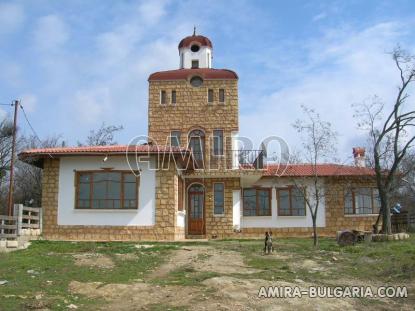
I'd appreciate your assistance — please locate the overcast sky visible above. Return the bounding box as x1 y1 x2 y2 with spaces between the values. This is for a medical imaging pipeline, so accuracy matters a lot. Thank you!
0 0 414 163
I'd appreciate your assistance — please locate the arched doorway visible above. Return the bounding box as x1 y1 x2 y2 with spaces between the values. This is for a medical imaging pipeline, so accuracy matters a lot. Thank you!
187 183 205 235
188 129 205 168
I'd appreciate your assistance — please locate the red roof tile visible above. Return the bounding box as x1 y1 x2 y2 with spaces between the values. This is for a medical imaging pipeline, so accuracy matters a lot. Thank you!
148 68 238 81
263 164 375 177
178 35 213 49
19 145 190 158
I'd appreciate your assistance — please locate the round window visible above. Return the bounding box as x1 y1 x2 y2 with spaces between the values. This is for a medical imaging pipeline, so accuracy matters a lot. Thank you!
191 44 200 52
190 76 203 87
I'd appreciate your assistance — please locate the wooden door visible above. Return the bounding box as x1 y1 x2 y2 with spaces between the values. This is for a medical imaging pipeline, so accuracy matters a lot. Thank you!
188 184 205 235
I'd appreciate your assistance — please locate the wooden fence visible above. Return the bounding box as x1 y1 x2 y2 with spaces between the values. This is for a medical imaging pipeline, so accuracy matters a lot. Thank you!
0 205 42 239
391 211 415 233
0 215 18 239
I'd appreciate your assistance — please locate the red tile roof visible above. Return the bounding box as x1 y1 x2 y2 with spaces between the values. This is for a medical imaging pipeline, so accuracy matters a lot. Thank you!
178 35 213 49
148 68 238 81
19 145 190 158
263 164 375 177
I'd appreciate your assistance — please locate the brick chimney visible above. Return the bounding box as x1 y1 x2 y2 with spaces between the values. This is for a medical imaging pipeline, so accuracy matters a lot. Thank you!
353 147 366 167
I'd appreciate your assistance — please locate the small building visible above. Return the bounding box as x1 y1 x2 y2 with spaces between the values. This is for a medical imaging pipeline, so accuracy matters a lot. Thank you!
19 33 379 241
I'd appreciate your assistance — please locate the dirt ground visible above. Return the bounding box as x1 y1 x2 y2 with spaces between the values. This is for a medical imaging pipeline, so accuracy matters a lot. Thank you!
68 245 412 311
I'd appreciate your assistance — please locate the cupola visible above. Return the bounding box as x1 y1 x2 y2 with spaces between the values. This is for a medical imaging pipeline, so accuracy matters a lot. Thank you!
178 28 213 69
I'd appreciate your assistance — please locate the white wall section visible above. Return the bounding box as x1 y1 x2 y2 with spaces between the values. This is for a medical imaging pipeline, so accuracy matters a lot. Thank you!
241 178 326 228
57 156 156 226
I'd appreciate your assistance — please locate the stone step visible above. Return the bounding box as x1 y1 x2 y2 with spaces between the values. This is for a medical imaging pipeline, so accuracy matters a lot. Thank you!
186 234 206 239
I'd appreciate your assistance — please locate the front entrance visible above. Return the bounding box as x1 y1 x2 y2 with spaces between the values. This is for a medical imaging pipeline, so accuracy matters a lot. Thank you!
187 184 205 235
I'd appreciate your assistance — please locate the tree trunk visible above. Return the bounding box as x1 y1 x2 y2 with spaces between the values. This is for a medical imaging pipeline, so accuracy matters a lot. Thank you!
380 189 392 234
312 214 318 247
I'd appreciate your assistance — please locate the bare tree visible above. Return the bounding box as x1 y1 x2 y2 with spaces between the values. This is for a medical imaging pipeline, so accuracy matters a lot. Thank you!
354 46 415 234
0 118 15 213
292 105 338 246
78 123 123 146
14 135 63 207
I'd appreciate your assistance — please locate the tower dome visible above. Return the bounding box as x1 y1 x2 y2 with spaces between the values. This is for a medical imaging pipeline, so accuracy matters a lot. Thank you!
178 28 213 69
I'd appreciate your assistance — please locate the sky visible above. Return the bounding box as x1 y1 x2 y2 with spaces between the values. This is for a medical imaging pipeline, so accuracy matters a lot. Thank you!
0 0 414 163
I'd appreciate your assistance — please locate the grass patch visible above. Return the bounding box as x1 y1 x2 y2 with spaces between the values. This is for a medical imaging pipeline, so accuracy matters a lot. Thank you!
0 237 413 310
152 265 220 286
0 240 173 310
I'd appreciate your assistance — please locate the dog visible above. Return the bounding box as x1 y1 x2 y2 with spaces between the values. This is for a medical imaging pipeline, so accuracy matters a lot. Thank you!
263 231 273 254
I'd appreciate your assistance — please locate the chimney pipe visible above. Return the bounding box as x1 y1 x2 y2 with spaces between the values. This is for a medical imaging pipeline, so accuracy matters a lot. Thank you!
353 147 366 168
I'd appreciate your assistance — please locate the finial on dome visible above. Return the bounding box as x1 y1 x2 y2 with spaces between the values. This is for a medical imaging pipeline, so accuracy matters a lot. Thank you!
193 26 196 36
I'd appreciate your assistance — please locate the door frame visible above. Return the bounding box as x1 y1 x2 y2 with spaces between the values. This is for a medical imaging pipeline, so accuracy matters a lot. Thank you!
187 183 206 235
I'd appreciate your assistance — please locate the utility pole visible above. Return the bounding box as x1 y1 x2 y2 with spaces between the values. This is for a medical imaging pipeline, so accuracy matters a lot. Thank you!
7 100 19 216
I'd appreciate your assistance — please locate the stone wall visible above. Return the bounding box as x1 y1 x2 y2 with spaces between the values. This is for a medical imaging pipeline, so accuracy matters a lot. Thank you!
41 158 378 240
148 79 238 171
185 177 240 239
324 176 378 233
233 176 378 239
41 158 182 241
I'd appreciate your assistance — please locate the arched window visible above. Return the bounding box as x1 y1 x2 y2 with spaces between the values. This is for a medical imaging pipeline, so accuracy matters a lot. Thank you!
188 129 205 167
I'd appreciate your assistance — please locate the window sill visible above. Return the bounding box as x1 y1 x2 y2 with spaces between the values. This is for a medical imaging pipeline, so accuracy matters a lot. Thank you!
213 213 225 217
242 215 272 218
277 215 307 218
344 214 378 217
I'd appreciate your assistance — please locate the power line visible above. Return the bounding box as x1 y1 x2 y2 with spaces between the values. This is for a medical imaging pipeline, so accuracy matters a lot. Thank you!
19 104 42 143
19 102 54 159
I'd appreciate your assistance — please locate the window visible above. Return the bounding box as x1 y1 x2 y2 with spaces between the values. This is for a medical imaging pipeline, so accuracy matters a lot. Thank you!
178 177 184 211
243 188 271 216
190 76 203 87
188 129 205 167
171 90 176 104
191 60 199 68
213 129 224 155
219 89 225 103
191 44 200 52
277 187 306 216
170 131 181 147
344 188 380 215
160 90 167 104
208 89 214 103
76 171 138 209
213 183 224 215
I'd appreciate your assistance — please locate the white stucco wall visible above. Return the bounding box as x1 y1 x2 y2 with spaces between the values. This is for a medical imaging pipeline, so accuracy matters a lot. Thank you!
231 131 239 169
179 46 212 69
57 156 156 226
232 190 241 230
177 211 186 228
240 178 326 228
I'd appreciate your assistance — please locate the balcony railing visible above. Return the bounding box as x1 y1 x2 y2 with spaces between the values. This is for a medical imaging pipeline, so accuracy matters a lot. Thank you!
237 150 265 169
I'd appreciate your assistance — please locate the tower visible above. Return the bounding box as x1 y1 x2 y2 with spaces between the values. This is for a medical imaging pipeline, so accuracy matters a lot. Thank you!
148 32 239 171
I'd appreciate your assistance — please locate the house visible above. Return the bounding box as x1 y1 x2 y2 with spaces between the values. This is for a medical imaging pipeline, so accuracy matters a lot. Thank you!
19 33 379 241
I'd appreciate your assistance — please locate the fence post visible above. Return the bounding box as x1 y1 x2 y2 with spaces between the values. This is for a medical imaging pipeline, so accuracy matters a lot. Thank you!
15 204 23 236
39 208 43 234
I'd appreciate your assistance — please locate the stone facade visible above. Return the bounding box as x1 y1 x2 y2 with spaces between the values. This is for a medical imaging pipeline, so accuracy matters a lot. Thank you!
185 177 240 239
232 176 378 238
41 158 184 241
148 79 238 171
41 158 378 240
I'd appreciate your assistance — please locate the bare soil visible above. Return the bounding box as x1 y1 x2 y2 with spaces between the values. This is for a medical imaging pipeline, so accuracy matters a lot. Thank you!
72 253 115 269
67 245 412 310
